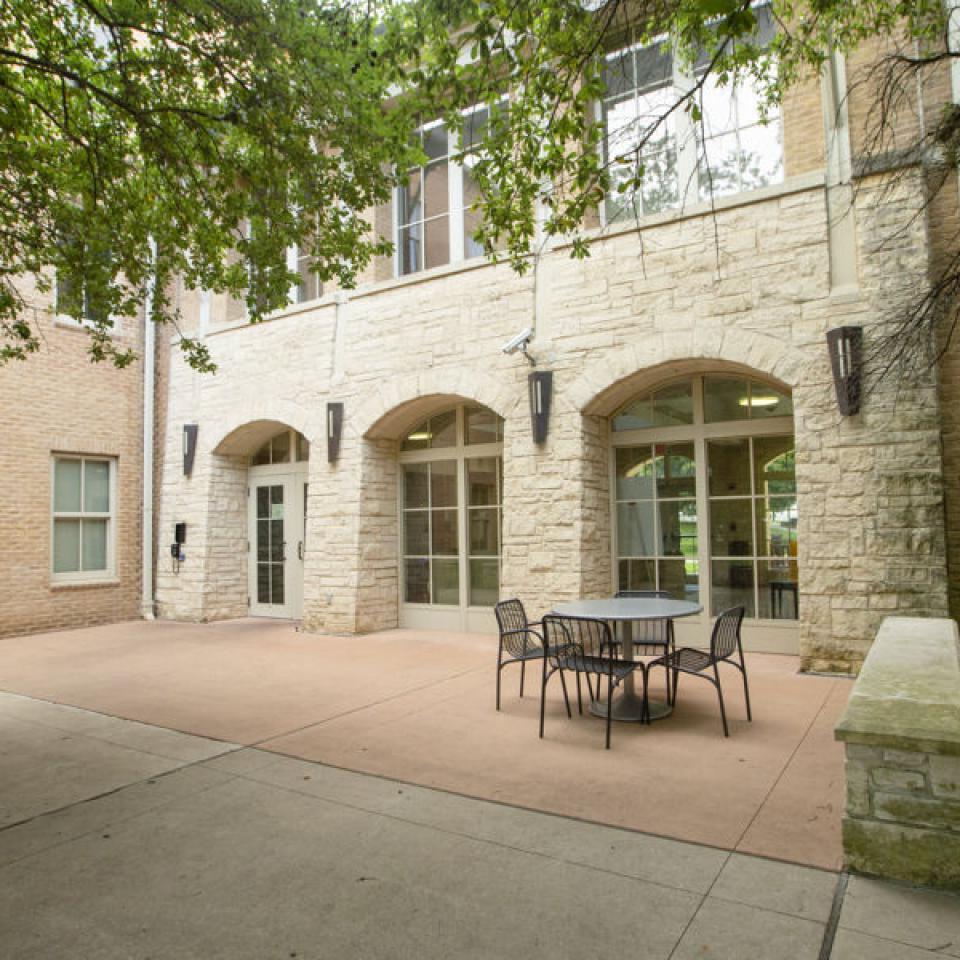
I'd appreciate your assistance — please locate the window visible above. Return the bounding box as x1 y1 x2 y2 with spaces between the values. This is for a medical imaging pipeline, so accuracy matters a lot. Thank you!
399 405 504 607
251 429 309 466
601 3 782 223
51 456 115 582
395 106 497 277
602 39 679 221
54 234 113 328
224 222 322 325
612 375 798 624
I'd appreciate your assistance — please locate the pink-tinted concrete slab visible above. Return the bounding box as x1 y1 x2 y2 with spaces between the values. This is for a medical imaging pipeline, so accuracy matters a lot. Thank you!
0 620 489 744
0 619 846 869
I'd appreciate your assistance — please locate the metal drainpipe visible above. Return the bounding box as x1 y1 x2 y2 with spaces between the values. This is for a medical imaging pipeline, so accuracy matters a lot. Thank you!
141 237 156 620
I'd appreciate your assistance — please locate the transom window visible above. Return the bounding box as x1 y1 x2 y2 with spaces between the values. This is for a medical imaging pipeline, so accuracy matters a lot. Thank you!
399 405 504 607
251 429 309 466
51 455 115 582
612 374 797 622
601 3 782 224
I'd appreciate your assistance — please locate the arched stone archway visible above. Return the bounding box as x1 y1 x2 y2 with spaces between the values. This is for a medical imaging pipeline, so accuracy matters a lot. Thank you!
566 334 802 418
356 369 516 440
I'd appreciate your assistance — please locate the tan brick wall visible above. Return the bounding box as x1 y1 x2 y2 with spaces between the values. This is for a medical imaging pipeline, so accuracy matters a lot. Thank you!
0 279 145 638
783 73 825 177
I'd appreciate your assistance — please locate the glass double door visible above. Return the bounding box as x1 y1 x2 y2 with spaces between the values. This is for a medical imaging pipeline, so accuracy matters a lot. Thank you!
248 467 308 619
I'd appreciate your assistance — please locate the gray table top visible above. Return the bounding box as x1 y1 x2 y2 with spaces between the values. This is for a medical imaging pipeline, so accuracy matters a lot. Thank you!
551 597 703 621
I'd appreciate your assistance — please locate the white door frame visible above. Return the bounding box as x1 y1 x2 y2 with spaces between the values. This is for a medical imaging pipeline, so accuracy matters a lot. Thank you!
248 462 308 619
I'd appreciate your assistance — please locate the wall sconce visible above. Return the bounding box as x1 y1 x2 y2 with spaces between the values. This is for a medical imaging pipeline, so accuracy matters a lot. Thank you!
182 424 198 476
826 326 863 416
326 402 344 462
529 371 553 444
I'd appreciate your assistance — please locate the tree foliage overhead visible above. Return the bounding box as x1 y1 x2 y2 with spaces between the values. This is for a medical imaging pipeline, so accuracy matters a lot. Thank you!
1 0 957 374
0 0 420 369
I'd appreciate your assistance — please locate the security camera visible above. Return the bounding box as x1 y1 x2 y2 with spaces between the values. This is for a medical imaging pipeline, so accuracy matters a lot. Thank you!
501 327 534 355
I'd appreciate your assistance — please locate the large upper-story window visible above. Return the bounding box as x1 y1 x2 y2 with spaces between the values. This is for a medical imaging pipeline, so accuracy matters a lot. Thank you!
602 4 782 224
396 106 493 277
224 221 322 325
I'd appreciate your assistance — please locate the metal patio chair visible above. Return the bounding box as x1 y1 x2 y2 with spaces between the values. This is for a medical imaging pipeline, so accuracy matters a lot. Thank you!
648 606 751 737
494 599 546 711
540 614 641 749
600 590 676 702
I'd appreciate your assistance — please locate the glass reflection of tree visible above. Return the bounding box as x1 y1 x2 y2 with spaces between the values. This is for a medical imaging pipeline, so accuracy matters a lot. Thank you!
762 446 797 575
608 133 679 221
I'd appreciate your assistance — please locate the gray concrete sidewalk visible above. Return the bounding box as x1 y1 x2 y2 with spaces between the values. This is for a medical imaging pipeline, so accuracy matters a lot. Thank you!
0 690 957 959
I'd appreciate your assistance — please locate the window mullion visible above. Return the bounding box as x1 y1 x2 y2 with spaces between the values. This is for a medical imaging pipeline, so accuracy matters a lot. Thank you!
450 130 465 263
674 55 699 208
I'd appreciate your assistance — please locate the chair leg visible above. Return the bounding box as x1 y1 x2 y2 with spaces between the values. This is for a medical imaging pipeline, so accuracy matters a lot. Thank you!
605 672 613 749
740 660 752 722
558 669 572 718
575 671 583 715
539 670 548 739
520 659 526 699
496 656 502 711
671 668 680 707
713 663 729 737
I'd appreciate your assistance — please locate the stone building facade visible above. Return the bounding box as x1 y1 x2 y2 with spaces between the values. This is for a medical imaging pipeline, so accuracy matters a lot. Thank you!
4 27 956 676
151 39 957 674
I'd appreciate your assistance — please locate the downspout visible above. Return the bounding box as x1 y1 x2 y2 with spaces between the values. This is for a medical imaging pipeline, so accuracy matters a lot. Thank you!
950 3 960 195
141 236 156 619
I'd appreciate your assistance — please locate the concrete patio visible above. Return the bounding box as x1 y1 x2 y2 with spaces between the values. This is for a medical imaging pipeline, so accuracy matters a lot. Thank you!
1 618 959 958
0 617 849 867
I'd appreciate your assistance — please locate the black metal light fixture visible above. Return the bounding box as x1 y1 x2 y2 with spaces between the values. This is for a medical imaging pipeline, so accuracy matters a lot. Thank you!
826 326 863 416
529 371 553 444
182 424 198 475
326 402 344 462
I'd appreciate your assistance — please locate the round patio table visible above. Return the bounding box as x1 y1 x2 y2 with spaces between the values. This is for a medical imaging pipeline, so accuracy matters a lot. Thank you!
551 597 703 722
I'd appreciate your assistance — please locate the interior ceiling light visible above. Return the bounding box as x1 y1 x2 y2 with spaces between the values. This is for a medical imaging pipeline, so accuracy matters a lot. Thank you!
407 431 431 441
739 394 779 408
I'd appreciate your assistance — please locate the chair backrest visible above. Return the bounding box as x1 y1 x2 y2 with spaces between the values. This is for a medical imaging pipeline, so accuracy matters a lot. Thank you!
495 598 528 636
615 590 671 649
711 606 745 661
541 614 611 662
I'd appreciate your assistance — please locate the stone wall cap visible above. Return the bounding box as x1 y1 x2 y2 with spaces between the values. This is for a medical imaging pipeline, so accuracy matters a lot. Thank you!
835 616 960 755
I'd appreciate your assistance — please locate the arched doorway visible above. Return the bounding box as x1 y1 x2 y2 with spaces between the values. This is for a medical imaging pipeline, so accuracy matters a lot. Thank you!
398 403 503 632
611 373 798 653
248 427 310 619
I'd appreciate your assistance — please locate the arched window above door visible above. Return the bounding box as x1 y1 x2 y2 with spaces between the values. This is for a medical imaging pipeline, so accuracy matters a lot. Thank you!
251 429 309 465
612 376 792 432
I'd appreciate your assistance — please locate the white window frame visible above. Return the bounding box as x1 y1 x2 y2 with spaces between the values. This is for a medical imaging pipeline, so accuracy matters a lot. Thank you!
610 375 797 633
397 405 504 614
50 455 117 584
54 270 118 332
393 103 502 278
598 5 782 228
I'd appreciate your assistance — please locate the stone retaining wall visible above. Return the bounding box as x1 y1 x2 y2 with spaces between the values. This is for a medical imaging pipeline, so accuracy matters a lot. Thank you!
836 616 960 889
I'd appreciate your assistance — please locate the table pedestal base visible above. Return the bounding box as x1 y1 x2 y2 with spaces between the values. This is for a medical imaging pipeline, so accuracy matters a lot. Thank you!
589 693 673 723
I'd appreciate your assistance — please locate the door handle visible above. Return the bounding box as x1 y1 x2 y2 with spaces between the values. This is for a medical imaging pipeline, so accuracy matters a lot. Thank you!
297 541 304 561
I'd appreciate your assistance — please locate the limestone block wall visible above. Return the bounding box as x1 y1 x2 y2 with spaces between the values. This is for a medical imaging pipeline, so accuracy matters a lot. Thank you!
155 170 950 671
837 617 960 889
